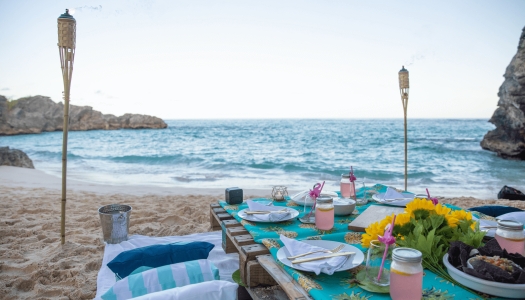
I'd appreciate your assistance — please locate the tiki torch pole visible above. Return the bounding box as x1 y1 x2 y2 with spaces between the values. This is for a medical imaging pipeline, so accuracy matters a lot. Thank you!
398 66 409 191
57 9 76 245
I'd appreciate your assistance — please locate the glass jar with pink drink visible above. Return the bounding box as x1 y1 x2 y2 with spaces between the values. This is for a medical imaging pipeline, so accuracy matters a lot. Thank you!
315 196 334 230
495 220 525 255
389 248 423 300
340 174 355 199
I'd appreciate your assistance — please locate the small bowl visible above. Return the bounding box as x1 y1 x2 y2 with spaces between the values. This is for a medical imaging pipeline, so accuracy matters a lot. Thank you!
334 198 356 216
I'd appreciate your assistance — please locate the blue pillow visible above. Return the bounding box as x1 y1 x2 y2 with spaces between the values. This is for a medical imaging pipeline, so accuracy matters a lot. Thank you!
107 241 214 279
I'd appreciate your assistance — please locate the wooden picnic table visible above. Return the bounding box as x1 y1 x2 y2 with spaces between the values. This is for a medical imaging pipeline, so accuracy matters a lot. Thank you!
209 202 312 300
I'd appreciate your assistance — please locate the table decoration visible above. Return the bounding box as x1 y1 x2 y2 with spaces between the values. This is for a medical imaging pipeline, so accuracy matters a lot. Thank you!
361 197 486 289
272 185 288 201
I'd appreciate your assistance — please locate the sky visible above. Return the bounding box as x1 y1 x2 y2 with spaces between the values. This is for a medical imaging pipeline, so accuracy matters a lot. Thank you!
0 0 524 119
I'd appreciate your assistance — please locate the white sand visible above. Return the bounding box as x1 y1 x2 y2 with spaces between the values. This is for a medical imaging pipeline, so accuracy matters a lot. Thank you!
1 166 524 299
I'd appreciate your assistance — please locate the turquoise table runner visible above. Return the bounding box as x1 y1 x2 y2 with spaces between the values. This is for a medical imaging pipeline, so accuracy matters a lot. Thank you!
219 184 482 300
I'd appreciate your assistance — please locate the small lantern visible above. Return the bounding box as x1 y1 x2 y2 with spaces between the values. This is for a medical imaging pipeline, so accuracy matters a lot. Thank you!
271 186 288 202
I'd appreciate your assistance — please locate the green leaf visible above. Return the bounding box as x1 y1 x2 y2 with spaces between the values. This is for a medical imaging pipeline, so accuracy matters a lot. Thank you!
356 269 389 294
429 215 444 230
232 269 247 287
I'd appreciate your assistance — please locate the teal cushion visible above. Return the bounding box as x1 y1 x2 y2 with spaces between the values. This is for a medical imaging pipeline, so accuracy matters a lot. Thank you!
107 241 214 279
101 259 220 299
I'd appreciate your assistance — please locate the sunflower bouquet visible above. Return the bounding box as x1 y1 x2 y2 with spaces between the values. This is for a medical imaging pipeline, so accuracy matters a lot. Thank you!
361 197 486 285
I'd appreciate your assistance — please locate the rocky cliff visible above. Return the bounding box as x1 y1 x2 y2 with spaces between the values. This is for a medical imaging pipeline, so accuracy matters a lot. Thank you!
0 95 167 135
0 147 34 168
481 27 525 159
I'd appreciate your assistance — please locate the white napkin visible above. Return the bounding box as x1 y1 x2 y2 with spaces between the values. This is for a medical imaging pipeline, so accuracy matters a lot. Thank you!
383 187 408 200
280 235 349 275
246 200 291 222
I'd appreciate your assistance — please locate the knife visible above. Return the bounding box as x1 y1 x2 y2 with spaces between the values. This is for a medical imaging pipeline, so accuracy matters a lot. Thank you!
291 251 355 264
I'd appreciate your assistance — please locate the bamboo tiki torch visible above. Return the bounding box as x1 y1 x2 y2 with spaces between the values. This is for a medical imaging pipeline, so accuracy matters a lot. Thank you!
57 9 76 245
398 66 409 191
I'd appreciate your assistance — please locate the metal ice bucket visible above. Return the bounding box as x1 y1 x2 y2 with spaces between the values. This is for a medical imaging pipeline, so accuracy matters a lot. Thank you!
98 204 132 244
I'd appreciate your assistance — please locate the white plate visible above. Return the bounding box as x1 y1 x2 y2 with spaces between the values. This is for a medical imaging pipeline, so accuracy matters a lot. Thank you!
276 240 364 272
372 192 415 206
290 191 339 207
443 254 525 298
237 208 300 223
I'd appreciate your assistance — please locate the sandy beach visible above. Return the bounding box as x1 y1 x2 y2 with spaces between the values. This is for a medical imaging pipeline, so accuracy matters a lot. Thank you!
1 166 525 299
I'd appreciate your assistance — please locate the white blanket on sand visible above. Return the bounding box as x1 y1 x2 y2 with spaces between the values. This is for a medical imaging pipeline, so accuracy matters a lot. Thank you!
94 232 239 299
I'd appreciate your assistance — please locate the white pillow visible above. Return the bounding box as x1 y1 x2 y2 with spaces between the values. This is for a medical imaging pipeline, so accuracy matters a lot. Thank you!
132 280 238 300
101 259 219 300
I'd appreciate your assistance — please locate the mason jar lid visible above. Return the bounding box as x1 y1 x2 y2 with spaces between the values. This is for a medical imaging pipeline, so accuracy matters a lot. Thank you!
316 195 333 204
341 174 350 178
497 219 524 231
392 248 422 263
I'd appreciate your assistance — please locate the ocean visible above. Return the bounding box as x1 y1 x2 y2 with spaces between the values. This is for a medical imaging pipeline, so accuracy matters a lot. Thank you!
2 119 524 199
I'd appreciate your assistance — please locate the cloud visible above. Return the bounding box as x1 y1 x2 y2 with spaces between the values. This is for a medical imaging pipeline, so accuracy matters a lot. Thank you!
0 88 9 91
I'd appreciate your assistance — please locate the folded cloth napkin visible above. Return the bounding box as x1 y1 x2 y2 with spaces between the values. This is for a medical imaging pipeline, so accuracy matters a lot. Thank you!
246 200 291 222
383 187 408 200
280 235 349 275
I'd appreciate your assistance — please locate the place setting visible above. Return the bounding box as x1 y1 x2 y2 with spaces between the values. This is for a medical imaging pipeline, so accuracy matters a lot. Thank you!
237 199 300 223
276 235 364 274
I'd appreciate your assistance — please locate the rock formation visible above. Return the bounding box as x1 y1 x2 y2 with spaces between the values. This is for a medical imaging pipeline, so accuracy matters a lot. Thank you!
0 147 34 168
481 27 525 159
0 95 167 135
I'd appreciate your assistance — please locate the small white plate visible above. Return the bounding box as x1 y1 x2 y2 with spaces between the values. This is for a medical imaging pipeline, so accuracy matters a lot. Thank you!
237 208 300 223
372 192 415 206
443 254 525 298
276 240 364 272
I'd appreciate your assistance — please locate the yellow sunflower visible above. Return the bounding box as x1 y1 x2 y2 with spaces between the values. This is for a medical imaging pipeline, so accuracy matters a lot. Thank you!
446 215 459 227
450 210 472 221
405 198 435 217
434 203 451 216
394 212 412 226
361 214 393 247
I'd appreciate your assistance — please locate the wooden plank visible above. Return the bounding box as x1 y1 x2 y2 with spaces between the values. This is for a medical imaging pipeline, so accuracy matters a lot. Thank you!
257 254 311 300
246 260 278 287
240 244 271 285
217 212 233 220
209 204 221 231
229 226 249 236
210 203 221 209
347 205 404 232
234 234 254 246
222 219 241 228
221 222 238 254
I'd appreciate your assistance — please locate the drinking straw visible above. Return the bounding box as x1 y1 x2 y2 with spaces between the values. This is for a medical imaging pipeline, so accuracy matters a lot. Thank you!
426 188 439 205
377 214 396 281
306 181 325 219
349 166 357 196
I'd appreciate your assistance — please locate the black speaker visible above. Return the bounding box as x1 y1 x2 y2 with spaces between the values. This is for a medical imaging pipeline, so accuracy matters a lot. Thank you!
225 187 243 205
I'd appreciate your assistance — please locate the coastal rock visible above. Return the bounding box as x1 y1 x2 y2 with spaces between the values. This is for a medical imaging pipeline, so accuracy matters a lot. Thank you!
481 27 525 159
0 95 167 135
0 147 34 168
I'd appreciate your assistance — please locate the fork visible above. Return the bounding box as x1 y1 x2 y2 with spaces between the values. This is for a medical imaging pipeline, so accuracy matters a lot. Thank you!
286 244 345 260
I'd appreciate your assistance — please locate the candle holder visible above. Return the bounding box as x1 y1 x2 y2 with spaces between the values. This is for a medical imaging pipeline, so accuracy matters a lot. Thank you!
271 186 288 202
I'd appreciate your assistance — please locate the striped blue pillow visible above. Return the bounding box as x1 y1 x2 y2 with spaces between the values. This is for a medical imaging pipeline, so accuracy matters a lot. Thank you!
101 259 219 300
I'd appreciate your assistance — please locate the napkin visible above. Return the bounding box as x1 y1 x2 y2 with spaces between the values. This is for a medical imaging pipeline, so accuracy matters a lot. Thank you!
383 187 408 200
280 235 349 275
246 200 291 222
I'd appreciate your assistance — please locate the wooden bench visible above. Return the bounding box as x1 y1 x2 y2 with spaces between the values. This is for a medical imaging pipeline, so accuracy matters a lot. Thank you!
209 203 311 300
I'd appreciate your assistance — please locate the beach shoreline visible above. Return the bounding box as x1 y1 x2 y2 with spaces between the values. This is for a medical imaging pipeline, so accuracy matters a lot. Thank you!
1 166 525 299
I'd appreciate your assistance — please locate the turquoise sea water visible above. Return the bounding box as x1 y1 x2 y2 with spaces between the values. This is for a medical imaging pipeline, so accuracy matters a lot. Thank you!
2 119 524 198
